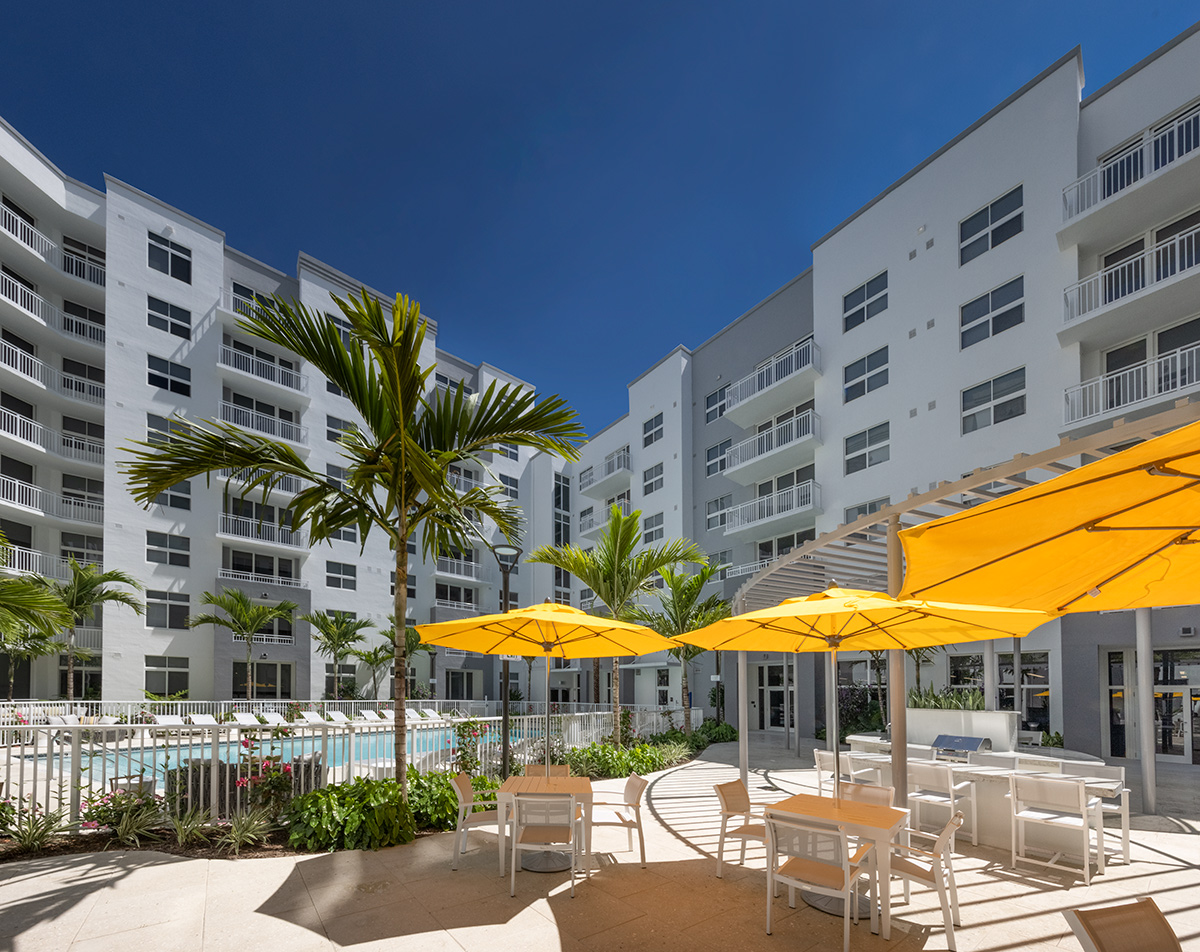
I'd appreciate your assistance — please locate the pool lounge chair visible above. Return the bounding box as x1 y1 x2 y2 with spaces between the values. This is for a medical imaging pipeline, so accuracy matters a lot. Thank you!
261 712 288 726
299 711 331 726
188 713 219 726
421 708 445 721
232 712 263 727
358 710 385 723
324 710 351 724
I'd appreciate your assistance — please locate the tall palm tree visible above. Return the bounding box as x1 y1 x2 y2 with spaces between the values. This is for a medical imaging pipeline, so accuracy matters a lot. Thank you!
354 642 396 700
0 622 66 701
304 610 375 700
189 589 298 701
122 291 582 796
529 504 703 745
866 649 887 723
41 561 142 702
906 646 942 693
630 563 730 733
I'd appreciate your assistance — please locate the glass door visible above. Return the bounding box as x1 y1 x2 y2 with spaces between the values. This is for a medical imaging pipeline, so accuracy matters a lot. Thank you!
756 663 792 731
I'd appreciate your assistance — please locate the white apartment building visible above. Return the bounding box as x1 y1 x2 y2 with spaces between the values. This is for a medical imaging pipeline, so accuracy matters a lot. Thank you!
0 119 569 706
569 21 1200 766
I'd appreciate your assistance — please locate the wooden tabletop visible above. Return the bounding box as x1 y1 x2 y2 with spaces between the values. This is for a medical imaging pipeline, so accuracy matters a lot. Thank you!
500 775 593 796
769 792 908 832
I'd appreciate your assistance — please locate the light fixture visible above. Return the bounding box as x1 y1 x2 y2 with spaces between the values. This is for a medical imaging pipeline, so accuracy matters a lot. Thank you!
259 652 268 659
260 592 270 598
493 543 521 566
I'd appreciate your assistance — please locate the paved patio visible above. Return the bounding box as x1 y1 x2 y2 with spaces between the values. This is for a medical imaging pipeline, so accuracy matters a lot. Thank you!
3 736 1199 952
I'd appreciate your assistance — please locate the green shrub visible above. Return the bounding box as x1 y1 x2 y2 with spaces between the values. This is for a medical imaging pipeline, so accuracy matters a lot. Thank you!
80 788 164 833
1042 730 1064 748
567 742 668 778
217 807 275 855
110 801 163 849
407 769 500 831
8 806 68 854
654 740 692 767
695 719 737 744
284 777 415 852
0 797 15 835
166 807 212 848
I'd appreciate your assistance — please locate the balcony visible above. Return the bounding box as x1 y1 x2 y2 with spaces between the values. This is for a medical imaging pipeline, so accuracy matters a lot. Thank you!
0 206 106 286
723 481 821 537
579 449 632 499
219 401 308 445
1064 342 1200 427
0 409 104 465
218 345 308 394
0 475 103 524
0 340 104 405
1061 223 1200 347
217 568 310 590
723 409 820 485
218 468 305 496
217 514 306 549
0 270 105 346
74 627 102 651
579 500 631 536
448 471 486 493
725 559 774 580
723 338 821 427
430 601 479 623
218 286 269 317
1059 104 1200 253
0 546 100 581
435 556 486 581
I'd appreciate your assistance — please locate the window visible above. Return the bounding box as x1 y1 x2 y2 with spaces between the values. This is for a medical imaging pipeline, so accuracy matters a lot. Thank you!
62 237 105 281
327 415 355 442
62 300 105 338
436 582 475 606
657 668 670 705
146 413 181 445
948 654 984 689
147 231 192 283
60 654 101 698
843 271 888 332
435 372 474 396
498 474 519 499
959 185 1023 265
962 368 1026 434
326 379 344 397
154 480 191 510
327 311 354 347
325 663 356 697
705 386 727 423
62 358 104 399
147 531 189 567
326 463 349 491
706 439 731 477
233 661 293 700
147 590 189 629
63 416 103 442
2 195 34 226
961 276 1024 349
63 474 102 505
326 561 357 590
62 532 102 563
228 550 294 581
844 497 890 523
554 510 570 547
554 566 571 605
147 295 191 339
643 512 663 544
148 355 191 396
844 423 890 475
494 441 519 460
843 346 888 402
554 473 570 511
145 656 189 697
643 463 663 495
642 412 663 447
706 494 731 530
707 550 732 580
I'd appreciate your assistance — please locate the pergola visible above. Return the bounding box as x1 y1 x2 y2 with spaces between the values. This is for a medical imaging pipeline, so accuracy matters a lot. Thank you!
730 399 1200 812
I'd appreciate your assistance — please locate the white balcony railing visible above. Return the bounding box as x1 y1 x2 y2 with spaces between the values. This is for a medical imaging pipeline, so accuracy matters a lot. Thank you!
218 345 308 393
579 500 631 533
0 475 103 524
448 471 486 493
0 546 100 581
726 409 818 470
0 270 105 345
218 468 305 495
0 408 104 465
219 287 268 316
73 627 102 650
0 206 105 285
436 556 484 580
219 401 308 444
579 449 632 492
1063 104 1200 221
218 514 306 548
726 338 819 412
217 568 309 589
435 598 477 612
0 340 104 405
725 559 774 579
1064 222 1200 324
1064 342 1200 425
240 628 295 646
725 481 820 533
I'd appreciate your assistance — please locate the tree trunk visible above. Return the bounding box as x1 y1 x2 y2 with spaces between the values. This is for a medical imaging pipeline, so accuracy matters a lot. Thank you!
333 651 340 701
246 640 254 702
613 657 621 746
682 662 691 734
8 664 14 702
394 535 410 799
715 652 723 724
593 661 600 709
65 627 76 702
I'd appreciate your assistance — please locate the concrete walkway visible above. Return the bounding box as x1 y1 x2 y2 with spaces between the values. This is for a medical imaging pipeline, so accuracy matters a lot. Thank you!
3 737 1200 952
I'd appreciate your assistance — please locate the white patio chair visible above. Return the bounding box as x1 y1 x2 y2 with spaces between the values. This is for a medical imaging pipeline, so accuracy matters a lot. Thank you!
450 771 506 875
509 793 585 898
421 708 445 721
714 779 768 877
188 713 219 726
841 782 894 807
908 760 976 846
1009 774 1104 885
358 710 385 722
764 814 877 952
1018 729 1044 746
887 811 964 950
260 712 287 726
299 711 329 726
1059 762 1130 864
814 748 881 795
232 712 262 727
528 763 571 777
590 773 648 867
1064 896 1182 952
324 710 351 724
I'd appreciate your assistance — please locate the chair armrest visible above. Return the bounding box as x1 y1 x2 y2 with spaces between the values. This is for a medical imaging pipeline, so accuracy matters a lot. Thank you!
892 843 937 860
590 799 631 808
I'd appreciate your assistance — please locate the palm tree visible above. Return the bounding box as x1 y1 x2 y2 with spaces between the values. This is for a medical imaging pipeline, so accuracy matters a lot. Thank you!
529 504 703 745
0 622 66 701
189 589 298 701
630 563 730 733
866 649 887 723
353 642 396 700
41 561 143 702
305 610 375 700
123 291 582 796
906 646 942 694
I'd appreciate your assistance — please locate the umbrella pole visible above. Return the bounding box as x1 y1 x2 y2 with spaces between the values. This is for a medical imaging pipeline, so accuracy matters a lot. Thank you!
545 659 551 779
832 647 841 800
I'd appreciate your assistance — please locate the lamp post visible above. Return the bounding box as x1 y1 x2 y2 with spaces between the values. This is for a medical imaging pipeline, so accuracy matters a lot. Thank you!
492 543 522 779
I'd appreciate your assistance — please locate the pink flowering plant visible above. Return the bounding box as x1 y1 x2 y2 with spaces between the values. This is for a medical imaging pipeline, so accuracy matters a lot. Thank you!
451 717 489 775
79 786 164 832
236 734 294 819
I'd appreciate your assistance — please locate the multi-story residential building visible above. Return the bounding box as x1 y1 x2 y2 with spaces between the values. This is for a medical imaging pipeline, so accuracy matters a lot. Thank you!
0 119 569 705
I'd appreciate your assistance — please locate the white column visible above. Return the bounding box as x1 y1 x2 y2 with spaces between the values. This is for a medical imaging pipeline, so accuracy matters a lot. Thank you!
887 514 907 809
738 650 749 789
983 640 997 710
1135 607 1156 815
825 653 837 752
793 652 802 759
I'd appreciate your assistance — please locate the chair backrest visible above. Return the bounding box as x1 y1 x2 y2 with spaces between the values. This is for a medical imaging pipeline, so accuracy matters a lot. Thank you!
451 771 474 811
1018 729 1044 746
813 748 835 774
623 773 648 806
530 763 571 776
1012 774 1088 813
421 709 442 719
359 710 382 721
261 712 286 725
765 814 851 885
1065 897 1182 952
326 711 350 723
153 714 185 725
929 811 965 858
188 713 218 725
513 793 576 832
233 712 261 726
714 779 751 814
841 782 894 807
909 760 953 792
1060 762 1125 783
907 744 936 762
300 711 325 723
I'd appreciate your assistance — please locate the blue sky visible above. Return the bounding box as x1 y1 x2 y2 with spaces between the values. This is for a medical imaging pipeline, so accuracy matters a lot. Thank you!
2 2 1197 434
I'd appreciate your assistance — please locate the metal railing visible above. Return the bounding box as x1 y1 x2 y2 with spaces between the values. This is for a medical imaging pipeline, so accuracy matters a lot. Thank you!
579 500 630 533
726 338 819 411
1064 342 1200 425
725 409 819 470
434 598 477 611
219 401 308 444
60 249 106 286
724 480 820 532
0 207 105 285
219 287 269 316
0 270 105 344
435 556 485 579
218 345 308 393
448 471 486 492
217 467 305 495
0 475 103 524
1063 103 1200 220
217 568 309 589
0 407 105 464
74 628 102 650
218 514 306 548
1064 221 1200 323
0 545 100 580
579 449 632 491
725 559 774 579
0 339 104 404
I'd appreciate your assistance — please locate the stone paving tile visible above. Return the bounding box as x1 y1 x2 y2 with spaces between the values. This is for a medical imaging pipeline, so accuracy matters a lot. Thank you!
203 901 333 952
429 890 587 952
319 899 452 949
68 911 205 952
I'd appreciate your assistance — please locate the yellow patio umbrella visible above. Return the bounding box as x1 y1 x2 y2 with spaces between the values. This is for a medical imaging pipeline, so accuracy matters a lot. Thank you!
418 603 678 777
681 587 1052 797
898 418 1200 612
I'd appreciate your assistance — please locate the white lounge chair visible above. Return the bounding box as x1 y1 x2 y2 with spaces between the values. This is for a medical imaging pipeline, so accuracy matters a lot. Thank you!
324 710 351 724
261 712 288 726
188 713 219 726
358 710 385 722
299 711 330 726
232 712 263 727
421 708 445 721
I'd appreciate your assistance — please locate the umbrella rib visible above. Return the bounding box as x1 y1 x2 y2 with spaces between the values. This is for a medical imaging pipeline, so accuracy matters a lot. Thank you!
1055 530 1195 612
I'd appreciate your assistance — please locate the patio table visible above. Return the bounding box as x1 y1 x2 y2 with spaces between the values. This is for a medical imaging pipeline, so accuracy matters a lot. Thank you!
767 792 908 940
498 774 594 872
